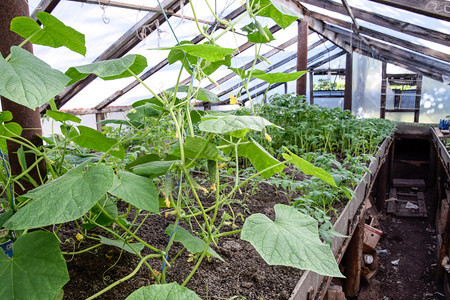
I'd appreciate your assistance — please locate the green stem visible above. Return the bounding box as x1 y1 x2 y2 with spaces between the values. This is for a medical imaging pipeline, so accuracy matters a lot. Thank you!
214 229 241 238
85 253 160 300
182 237 212 286
62 243 102 255
94 203 161 253
5 29 42 61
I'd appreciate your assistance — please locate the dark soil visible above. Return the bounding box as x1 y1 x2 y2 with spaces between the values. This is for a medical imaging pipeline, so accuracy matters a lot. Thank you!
359 190 445 300
58 180 307 300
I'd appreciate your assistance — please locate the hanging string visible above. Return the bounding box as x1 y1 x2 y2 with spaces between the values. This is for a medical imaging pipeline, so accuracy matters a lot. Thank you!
98 0 111 24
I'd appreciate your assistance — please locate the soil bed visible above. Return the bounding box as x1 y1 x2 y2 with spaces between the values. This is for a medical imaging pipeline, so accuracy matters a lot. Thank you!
58 180 308 300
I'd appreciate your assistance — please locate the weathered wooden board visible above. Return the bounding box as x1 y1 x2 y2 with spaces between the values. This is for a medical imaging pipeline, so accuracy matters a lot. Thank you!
289 135 393 300
393 178 426 190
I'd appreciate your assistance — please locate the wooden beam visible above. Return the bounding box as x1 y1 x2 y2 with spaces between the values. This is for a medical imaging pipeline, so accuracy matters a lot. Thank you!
62 105 132 115
414 75 423 123
344 52 352 111
367 0 450 22
242 51 347 102
95 112 106 131
30 0 60 20
297 19 309 96
68 0 219 26
94 6 245 110
323 23 450 81
42 0 188 112
305 10 450 63
380 61 387 119
308 50 347 70
204 35 298 91
298 0 450 46
304 15 352 52
222 45 341 100
356 46 441 83
178 24 283 86
205 32 320 92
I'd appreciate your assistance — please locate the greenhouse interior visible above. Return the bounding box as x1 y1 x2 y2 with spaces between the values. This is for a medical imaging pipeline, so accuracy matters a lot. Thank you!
0 0 449 299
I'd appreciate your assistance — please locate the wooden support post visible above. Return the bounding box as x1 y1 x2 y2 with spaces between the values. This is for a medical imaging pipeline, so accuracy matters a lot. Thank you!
376 158 388 211
344 53 353 111
95 112 106 132
414 74 422 123
0 0 46 194
389 139 396 187
296 19 308 97
309 72 314 104
380 61 387 119
344 219 364 297
203 101 211 111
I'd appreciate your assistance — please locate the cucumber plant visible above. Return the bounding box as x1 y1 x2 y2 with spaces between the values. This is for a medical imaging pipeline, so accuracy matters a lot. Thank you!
0 1 344 299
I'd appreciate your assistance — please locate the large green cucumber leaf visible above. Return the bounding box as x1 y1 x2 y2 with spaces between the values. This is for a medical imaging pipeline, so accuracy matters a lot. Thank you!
126 282 201 300
198 115 275 138
4 162 114 230
256 0 301 29
0 47 70 110
238 138 284 179
127 103 160 121
99 235 144 255
158 44 234 62
0 231 69 300
282 147 337 187
109 171 159 213
172 136 224 161
83 195 118 230
11 12 86 55
65 54 147 86
165 225 224 262
241 204 343 277
72 125 124 159
252 69 308 84
46 111 81 123
167 85 219 102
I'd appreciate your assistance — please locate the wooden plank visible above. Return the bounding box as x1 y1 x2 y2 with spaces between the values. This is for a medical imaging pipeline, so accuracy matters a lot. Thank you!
367 0 450 22
30 0 60 20
298 0 450 46
417 192 427 216
344 221 363 297
387 188 397 214
393 178 426 190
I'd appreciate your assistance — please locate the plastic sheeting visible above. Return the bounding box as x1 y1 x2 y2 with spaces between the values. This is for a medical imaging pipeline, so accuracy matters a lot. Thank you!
351 53 381 118
419 77 450 123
